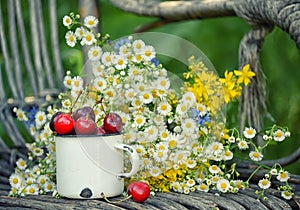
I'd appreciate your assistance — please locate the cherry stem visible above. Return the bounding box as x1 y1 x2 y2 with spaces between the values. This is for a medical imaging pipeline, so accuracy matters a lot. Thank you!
100 192 132 204
70 90 83 114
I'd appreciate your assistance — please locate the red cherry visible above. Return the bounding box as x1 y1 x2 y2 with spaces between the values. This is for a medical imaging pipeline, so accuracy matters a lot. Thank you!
103 113 123 133
96 125 107 135
75 117 97 135
127 181 150 203
73 106 95 122
49 111 63 132
54 113 74 135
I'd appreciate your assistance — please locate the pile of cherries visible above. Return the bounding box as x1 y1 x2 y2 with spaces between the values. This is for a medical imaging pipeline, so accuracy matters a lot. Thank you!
50 106 123 135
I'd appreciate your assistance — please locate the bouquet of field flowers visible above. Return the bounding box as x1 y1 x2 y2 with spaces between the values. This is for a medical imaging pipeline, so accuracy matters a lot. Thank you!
9 12 293 200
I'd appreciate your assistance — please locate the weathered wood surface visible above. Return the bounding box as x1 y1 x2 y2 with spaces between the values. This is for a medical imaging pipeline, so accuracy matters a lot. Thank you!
0 181 299 209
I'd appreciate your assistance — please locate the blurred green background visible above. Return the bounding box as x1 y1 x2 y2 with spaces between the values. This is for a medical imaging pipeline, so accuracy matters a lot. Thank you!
2 0 300 174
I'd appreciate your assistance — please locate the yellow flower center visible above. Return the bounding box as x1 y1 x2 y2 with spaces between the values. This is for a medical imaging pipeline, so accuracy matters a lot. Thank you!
169 140 177 149
88 20 94 26
145 50 151 57
29 188 35 194
220 182 227 189
86 35 92 41
117 59 123 65
93 50 98 56
13 178 18 184
161 104 167 111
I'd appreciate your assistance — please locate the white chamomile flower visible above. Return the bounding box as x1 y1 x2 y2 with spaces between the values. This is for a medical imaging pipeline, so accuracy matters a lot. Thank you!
181 118 197 133
270 168 278 175
197 103 208 117
277 170 289 182
228 136 235 143
153 149 168 162
223 150 233 160
101 52 113 66
104 88 116 101
35 111 47 129
149 166 162 177
132 40 145 53
65 31 76 47
113 55 128 70
37 175 48 187
13 108 28 121
273 129 285 142
32 147 44 157
84 15 99 28
198 183 209 192
75 26 86 39
186 179 196 187
92 61 105 77
156 77 170 90
237 140 249 150
139 90 153 104
185 159 197 169
141 158 152 169
258 178 271 189
281 190 293 200
119 45 131 57
159 129 170 141
144 125 158 141
181 92 196 107
133 115 146 128
176 103 189 116
62 15 72 27
172 182 183 193
249 150 263 161
44 181 55 192
124 89 135 102
216 179 230 193
9 173 23 188
63 75 72 89
141 45 156 61
26 177 35 185
71 76 84 91
168 133 179 149
172 151 189 165
93 77 107 91
243 127 256 139
81 31 96 46
16 158 27 170
153 115 164 126
133 144 146 156
61 99 72 109
26 184 39 195
131 98 142 108
157 101 172 116
209 142 224 155
132 54 143 63
209 165 221 174
88 46 103 61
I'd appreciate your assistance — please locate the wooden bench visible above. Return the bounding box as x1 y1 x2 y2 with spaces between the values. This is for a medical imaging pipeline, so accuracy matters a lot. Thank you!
0 0 300 209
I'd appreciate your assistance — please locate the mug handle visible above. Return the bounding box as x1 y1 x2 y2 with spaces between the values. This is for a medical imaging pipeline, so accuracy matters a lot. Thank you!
114 143 140 178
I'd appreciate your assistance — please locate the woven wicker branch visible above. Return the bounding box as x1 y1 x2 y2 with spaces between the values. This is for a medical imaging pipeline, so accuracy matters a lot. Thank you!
109 0 300 48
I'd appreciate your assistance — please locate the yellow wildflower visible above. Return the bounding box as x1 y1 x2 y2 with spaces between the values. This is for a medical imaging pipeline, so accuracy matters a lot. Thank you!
234 64 255 86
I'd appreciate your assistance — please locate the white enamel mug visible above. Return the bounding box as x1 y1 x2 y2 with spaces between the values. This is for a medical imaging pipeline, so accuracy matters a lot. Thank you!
55 134 140 199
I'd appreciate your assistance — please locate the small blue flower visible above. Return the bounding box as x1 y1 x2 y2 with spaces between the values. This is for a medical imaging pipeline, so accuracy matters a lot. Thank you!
151 58 160 67
190 108 210 126
23 106 38 128
114 38 130 51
